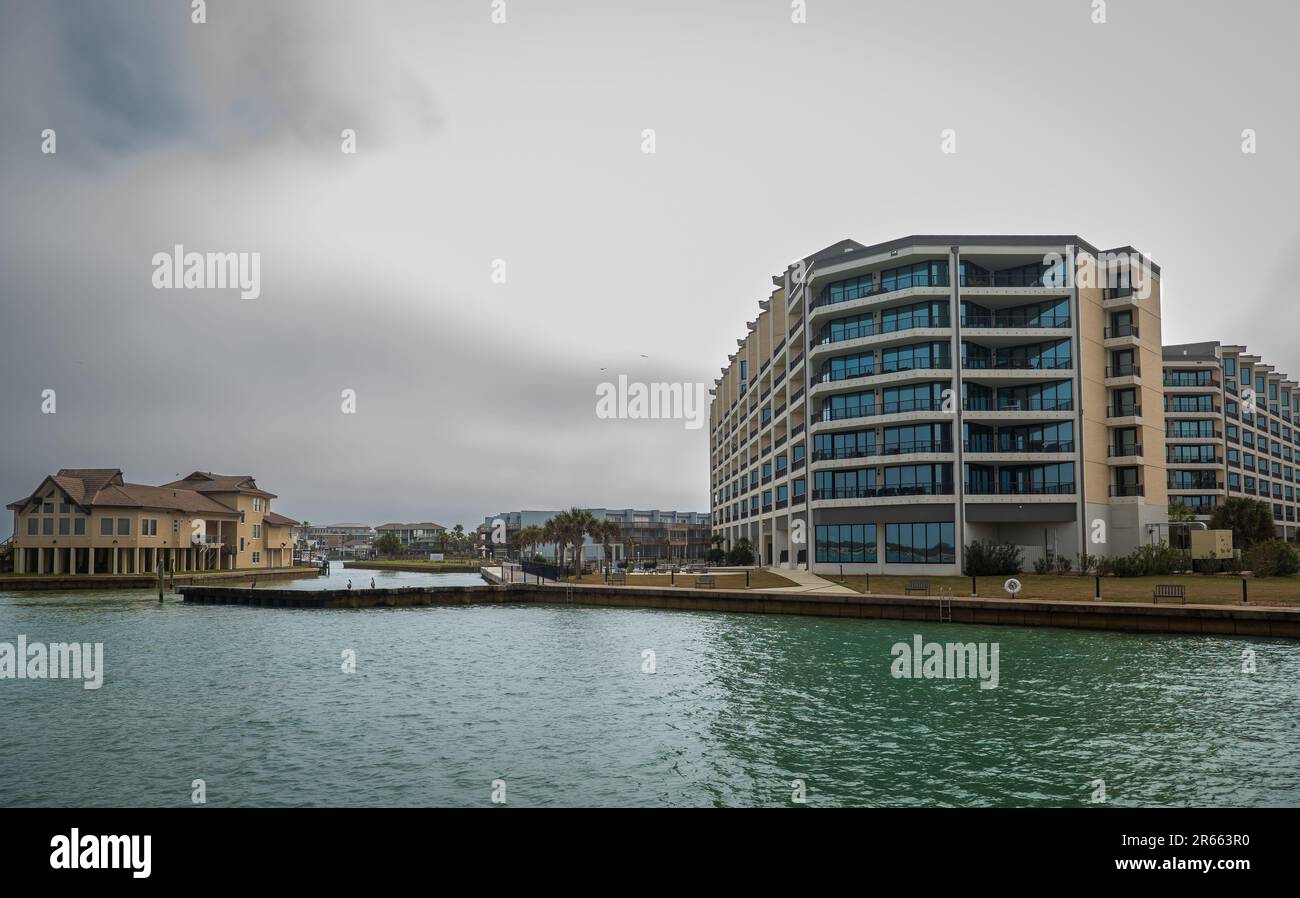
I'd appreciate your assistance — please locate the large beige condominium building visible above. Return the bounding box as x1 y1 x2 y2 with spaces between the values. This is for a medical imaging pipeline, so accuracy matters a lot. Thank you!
1163 342 1300 538
6 469 299 576
709 235 1167 575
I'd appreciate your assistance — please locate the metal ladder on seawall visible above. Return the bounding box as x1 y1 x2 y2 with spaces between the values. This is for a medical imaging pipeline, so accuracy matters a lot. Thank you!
938 587 952 623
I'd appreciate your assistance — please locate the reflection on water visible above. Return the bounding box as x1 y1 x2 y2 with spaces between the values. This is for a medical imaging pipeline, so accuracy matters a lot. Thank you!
220 566 488 591
1 588 1298 807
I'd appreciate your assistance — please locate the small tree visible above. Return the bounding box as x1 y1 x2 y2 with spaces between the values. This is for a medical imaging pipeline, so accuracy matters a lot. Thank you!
373 532 402 557
726 537 755 566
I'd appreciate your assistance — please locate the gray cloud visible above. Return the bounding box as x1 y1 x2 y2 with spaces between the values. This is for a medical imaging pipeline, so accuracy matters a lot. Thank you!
2 0 1299 535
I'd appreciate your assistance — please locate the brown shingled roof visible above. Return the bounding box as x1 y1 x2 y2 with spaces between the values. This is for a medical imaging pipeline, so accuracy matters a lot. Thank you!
160 471 276 498
263 511 299 526
7 469 241 515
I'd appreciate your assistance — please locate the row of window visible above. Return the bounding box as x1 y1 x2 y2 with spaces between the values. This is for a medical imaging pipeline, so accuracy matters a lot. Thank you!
814 522 956 564
23 516 267 540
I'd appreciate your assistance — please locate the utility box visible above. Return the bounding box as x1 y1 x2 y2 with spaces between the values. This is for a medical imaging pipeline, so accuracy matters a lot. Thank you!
1191 529 1234 560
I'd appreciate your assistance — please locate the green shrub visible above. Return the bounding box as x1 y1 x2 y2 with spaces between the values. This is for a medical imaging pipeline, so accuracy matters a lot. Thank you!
1054 554 1073 575
1077 552 1099 575
1244 539 1299 577
706 548 726 564
726 538 755 566
963 540 1023 576
1032 555 1053 574
1102 543 1192 577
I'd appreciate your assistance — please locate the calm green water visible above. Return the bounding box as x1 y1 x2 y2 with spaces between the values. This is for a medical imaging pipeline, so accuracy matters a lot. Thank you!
2 576 1298 807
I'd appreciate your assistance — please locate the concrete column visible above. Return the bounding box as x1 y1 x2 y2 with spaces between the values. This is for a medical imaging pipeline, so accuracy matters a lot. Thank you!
15 545 24 574
111 548 118 574
87 547 95 575
36 548 45 574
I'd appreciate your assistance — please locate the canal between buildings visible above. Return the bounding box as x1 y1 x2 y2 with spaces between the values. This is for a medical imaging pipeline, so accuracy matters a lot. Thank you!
2 573 1298 807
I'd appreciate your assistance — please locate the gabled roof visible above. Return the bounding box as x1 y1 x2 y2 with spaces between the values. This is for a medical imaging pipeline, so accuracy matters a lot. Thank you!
161 471 276 499
6 468 238 515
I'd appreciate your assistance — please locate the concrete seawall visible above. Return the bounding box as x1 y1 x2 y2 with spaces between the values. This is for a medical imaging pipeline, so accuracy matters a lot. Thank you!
178 580 1300 638
2 566 318 592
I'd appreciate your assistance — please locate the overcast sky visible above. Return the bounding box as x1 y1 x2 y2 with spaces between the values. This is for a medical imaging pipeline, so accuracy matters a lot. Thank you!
2 0 1298 536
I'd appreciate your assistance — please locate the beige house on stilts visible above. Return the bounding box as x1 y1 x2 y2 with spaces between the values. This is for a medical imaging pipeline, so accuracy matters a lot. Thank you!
6 469 299 577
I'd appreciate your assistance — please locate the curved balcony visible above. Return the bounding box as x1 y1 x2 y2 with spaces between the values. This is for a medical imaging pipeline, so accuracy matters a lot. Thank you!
960 356 1074 382
807 283 950 327
810 365 953 399
812 398 954 432
808 323 951 363
961 398 1075 423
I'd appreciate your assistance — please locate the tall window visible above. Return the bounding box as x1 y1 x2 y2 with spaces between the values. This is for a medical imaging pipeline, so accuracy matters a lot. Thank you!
885 522 956 564
815 524 877 563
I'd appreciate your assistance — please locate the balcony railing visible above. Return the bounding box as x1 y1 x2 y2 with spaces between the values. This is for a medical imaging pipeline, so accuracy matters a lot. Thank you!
1163 375 1218 388
819 364 876 383
1168 480 1224 491
818 323 875 345
1104 325 1139 339
812 484 955 500
962 312 1070 329
1108 404 1141 417
1165 404 1221 414
822 398 944 420
962 357 1072 371
963 398 1074 412
964 439 1075 453
964 482 1076 496
1109 484 1145 497
961 270 1053 289
1106 364 1141 378
1107 444 1143 457
811 439 952 462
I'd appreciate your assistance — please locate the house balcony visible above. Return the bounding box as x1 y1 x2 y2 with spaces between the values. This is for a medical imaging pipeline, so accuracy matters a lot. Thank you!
1102 325 1141 350
1104 364 1142 388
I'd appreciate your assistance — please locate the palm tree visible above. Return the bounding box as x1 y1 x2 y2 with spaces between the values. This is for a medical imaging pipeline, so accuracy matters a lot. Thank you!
553 508 595 578
592 519 620 570
541 518 561 567
1210 497 1274 549
516 525 544 560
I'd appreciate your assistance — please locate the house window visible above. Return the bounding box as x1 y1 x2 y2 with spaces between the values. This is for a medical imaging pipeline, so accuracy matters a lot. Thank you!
42 518 53 535
58 518 70 535
26 518 38 535
117 518 131 536
100 518 114 536
252 524 262 538
74 518 86 535
252 552 261 563
240 538 245 552
59 501 70 513
42 501 53 513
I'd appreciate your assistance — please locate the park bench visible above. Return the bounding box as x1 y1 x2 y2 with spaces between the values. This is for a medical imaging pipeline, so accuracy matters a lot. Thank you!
905 579 931 597
609 571 626 585
1153 583 1185 603
695 574 717 589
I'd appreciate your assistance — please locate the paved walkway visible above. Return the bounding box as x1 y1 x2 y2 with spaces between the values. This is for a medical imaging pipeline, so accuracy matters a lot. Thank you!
760 568 857 595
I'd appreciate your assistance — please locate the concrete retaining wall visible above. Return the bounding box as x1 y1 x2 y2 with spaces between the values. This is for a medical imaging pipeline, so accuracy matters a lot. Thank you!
178 580 1300 638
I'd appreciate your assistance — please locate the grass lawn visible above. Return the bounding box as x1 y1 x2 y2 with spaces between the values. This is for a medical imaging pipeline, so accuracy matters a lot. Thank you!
572 571 798 590
820 573 1300 607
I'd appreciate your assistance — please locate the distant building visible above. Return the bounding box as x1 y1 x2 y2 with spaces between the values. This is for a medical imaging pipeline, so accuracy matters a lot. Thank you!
374 522 447 553
481 509 710 562
6 469 298 575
